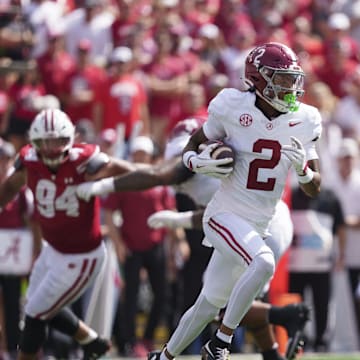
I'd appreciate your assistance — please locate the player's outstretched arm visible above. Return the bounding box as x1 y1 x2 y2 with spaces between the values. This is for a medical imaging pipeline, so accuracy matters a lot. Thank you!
0 167 26 209
84 157 138 181
147 208 205 231
76 158 192 201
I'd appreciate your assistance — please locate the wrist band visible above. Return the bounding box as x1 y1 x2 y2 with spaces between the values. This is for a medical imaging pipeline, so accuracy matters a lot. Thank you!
182 151 197 169
297 167 314 184
176 211 194 229
100 177 116 193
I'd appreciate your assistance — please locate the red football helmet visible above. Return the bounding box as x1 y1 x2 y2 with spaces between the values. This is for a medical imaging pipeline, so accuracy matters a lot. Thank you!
29 109 75 168
245 42 305 113
165 116 207 160
169 116 207 140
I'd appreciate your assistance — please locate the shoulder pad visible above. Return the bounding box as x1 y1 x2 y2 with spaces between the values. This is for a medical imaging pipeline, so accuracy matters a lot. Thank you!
209 88 244 116
86 152 110 175
13 154 25 171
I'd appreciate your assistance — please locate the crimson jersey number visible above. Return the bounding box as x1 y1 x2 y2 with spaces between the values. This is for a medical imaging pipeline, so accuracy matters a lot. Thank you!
246 139 281 191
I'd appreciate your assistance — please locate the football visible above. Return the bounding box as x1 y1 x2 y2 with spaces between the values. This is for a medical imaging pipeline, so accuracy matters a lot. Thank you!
198 140 235 167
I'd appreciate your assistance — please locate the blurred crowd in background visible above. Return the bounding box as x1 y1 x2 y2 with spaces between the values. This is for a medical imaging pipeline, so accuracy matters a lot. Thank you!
1 0 360 359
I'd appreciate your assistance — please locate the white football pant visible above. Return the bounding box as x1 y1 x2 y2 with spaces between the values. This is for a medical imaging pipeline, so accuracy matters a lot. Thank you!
25 241 106 320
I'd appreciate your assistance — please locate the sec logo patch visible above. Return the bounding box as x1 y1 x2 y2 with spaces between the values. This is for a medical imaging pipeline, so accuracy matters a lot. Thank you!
239 114 252 127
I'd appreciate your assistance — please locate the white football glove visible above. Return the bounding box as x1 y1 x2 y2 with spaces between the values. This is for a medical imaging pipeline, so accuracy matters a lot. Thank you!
281 136 307 174
76 178 115 201
147 210 193 229
183 142 233 178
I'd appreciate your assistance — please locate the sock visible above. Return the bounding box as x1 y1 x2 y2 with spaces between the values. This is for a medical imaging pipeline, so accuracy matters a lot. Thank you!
215 330 233 345
78 328 98 345
268 305 286 326
261 342 283 360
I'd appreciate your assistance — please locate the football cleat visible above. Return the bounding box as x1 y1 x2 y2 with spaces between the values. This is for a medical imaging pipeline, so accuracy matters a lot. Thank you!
148 350 162 360
283 303 310 360
201 340 230 360
82 336 111 360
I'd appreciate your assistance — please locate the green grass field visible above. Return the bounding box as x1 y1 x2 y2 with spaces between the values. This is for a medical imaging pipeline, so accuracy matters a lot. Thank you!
299 355 360 360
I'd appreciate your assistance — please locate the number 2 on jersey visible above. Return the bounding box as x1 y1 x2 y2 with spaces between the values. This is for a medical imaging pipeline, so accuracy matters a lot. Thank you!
247 139 281 191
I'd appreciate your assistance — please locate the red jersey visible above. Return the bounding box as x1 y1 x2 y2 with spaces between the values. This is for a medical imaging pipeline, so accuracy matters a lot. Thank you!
0 90 9 115
37 51 76 98
8 82 46 121
102 186 175 251
95 74 147 138
63 65 106 124
0 188 30 228
19 143 102 254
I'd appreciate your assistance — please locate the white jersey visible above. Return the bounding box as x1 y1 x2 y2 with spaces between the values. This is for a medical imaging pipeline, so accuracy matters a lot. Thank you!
203 89 322 237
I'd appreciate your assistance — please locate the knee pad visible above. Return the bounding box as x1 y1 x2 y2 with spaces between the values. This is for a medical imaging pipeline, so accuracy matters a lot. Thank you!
49 307 80 337
254 251 275 280
18 315 47 354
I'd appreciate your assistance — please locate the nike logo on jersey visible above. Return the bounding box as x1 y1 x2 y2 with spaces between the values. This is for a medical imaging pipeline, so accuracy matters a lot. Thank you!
289 121 302 127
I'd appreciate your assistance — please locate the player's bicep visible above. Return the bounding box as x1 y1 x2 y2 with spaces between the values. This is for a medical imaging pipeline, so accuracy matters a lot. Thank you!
0 167 26 206
152 158 193 185
183 127 208 153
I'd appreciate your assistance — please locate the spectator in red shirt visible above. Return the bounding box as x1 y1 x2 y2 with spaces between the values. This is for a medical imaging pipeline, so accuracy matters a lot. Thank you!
143 22 203 152
323 12 359 62
36 29 76 102
213 0 252 44
4 61 50 151
313 39 359 98
169 83 208 132
62 39 106 125
94 46 150 159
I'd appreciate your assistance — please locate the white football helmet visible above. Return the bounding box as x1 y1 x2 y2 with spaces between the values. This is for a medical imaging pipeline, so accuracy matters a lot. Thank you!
29 109 75 168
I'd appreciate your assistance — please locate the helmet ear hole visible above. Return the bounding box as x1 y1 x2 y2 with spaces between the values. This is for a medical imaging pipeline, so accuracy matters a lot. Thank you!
264 89 275 98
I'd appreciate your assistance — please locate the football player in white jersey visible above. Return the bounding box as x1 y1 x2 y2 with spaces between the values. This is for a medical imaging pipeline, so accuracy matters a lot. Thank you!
76 113 310 360
177 42 321 360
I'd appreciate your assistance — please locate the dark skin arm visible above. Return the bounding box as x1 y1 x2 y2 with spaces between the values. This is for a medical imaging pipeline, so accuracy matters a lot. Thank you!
182 127 208 155
0 168 26 208
84 157 139 181
112 158 193 192
298 158 321 198
191 209 205 230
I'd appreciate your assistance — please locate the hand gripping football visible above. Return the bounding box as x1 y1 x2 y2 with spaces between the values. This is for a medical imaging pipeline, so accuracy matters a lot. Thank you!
198 140 235 167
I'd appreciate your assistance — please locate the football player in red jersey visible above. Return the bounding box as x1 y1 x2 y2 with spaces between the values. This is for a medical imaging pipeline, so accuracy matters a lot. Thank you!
0 108 137 360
